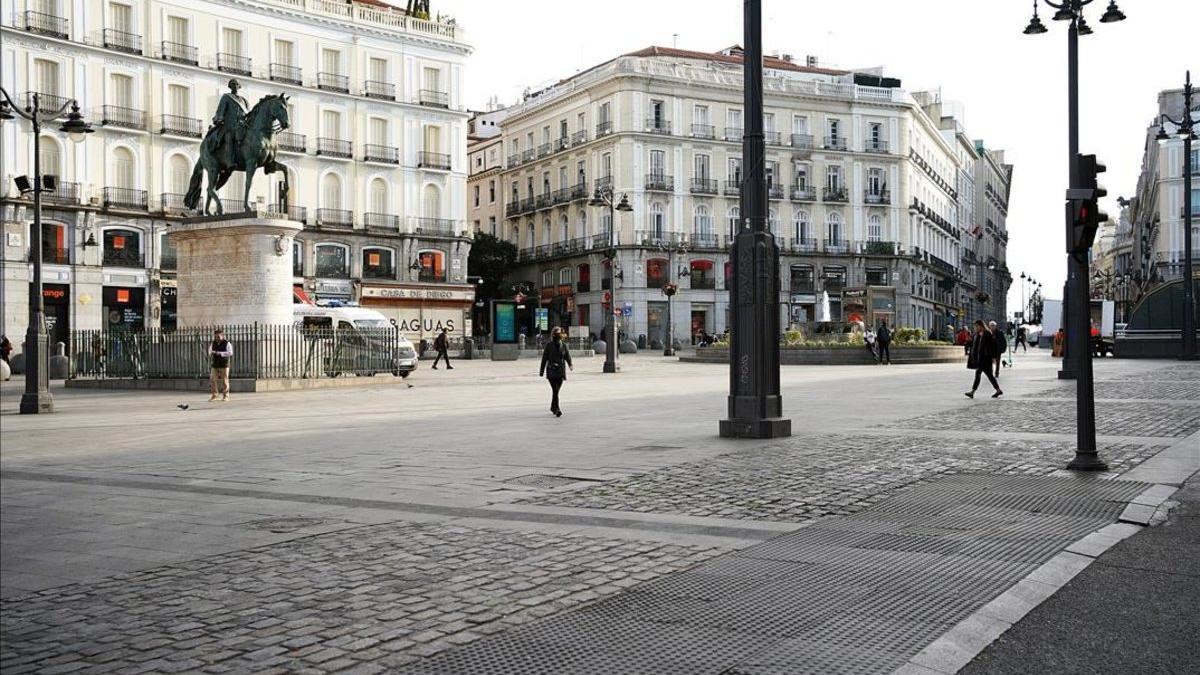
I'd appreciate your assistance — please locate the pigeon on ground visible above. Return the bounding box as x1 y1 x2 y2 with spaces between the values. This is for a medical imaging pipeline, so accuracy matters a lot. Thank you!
177 403 190 410
406 383 414 389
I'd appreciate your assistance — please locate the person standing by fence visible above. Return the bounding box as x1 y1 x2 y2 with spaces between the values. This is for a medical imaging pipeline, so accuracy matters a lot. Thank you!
539 327 573 417
432 328 453 370
876 320 892 365
208 329 233 401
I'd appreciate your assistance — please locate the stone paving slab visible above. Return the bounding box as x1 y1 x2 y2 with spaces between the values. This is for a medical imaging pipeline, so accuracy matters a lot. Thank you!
525 435 1157 522
0 523 724 674
888 400 1200 437
397 474 1151 675
1027 380 1200 401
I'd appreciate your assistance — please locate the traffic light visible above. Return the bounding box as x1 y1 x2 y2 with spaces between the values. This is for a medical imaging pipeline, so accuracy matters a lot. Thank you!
1067 153 1108 253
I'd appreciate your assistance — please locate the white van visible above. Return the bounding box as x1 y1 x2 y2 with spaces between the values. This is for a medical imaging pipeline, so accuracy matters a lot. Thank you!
292 305 418 377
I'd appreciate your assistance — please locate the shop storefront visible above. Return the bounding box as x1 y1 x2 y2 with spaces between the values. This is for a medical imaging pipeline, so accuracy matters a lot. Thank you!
43 283 70 346
102 286 146 331
160 284 178 332
359 284 475 343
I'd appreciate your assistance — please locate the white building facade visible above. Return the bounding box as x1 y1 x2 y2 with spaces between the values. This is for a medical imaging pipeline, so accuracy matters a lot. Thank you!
495 47 1004 344
0 0 474 347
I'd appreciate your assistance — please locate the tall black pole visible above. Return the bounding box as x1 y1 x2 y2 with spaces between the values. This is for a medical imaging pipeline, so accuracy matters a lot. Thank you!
720 0 790 439
20 94 53 414
1181 71 1197 360
604 199 618 373
1065 6 1102 470
1059 8 1079 380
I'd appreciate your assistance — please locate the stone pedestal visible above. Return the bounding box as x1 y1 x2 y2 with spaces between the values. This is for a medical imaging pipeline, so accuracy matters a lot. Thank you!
169 215 301 328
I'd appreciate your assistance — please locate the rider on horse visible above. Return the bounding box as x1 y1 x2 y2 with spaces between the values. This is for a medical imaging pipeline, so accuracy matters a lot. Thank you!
207 79 249 166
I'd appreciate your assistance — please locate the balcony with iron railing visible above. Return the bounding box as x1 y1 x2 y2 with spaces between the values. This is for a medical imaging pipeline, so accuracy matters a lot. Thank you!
364 213 400 232
864 139 889 154
102 247 144 267
555 137 570 153
823 187 849 203
506 153 521 168
41 181 80 205
534 193 552 210
634 230 679 248
217 53 252 76
596 120 613 137
690 231 722 250
690 178 718 195
160 192 189 214
724 179 743 196
24 92 71 117
824 135 848 151
269 63 303 85
537 142 552 158
789 186 816 202
103 187 147 211
418 151 451 170
824 238 850 254
315 208 353 229
928 254 956 275
161 41 198 65
790 133 813 150
161 114 202 138
364 80 396 100
764 131 782 146
864 189 891 205
570 182 590 201
594 175 613 194
520 149 535 163
363 144 399 164
691 123 715 139
317 72 349 93
103 28 142 54
415 218 456 236
24 10 67 39
645 118 671 135
788 237 818 253
571 129 589 145
863 240 900 256
504 202 522 218
725 127 743 142
645 173 673 192
316 138 352 158
551 187 571 205
100 105 145 130
768 184 784 200
267 204 307 223
277 132 307 153
419 89 449 108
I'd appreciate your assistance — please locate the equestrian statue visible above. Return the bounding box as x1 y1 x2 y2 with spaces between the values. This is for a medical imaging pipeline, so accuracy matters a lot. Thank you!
184 80 292 216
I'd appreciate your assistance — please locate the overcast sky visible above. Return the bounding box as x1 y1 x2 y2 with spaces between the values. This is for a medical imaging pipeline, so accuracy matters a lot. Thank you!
437 0 1199 314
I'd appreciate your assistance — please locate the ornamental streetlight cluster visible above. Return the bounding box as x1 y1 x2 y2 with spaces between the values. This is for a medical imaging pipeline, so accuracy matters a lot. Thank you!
0 89 94 415
1021 0 1125 471
1153 71 1197 361
587 187 631 373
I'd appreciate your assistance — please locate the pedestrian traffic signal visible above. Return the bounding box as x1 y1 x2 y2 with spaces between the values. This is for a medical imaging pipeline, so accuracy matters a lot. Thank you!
1067 153 1108 254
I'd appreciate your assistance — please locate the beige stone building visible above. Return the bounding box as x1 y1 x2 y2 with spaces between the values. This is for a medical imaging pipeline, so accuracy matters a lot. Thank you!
467 106 507 237
491 46 1005 344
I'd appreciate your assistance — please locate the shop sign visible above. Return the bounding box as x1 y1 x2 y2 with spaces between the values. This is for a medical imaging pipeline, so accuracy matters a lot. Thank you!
361 286 474 302
790 293 816 304
536 308 548 330
316 279 352 296
43 287 67 301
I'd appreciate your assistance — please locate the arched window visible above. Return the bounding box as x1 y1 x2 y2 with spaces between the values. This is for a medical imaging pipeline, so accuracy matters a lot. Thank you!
827 212 844 246
542 217 551 246
322 173 342 209
168 154 191 194
39 135 61 180
559 267 572 285
112 147 135 189
726 206 740 237
422 183 441 219
867 214 883 242
649 202 665 239
690 259 715 289
559 214 569 244
314 243 349 278
370 178 388 214
526 221 535 249
577 210 588 240
646 258 668 289
362 247 395 279
694 204 712 236
102 228 142 267
417 249 445 282
793 210 811 244
542 269 555 288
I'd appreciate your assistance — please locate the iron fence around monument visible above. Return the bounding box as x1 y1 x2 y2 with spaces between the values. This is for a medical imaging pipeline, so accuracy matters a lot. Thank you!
69 324 417 381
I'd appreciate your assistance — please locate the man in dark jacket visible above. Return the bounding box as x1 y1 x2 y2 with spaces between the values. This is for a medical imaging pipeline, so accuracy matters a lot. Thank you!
989 320 1006 377
208 329 233 402
876 321 892 365
432 328 452 370
539 327 573 417
966 320 1002 399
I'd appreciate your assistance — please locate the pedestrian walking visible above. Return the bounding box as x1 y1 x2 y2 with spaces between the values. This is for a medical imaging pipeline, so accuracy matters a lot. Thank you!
989 320 1006 377
431 328 453 370
965 320 1003 399
208 328 233 402
539 327 573 417
877 320 892 365
1015 325 1029 352
863 325 878 363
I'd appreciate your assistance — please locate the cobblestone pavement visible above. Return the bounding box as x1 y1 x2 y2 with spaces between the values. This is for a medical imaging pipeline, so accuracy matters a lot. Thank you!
889 400 1200 437
1097 363 1200 381
525 437 1158 522
1028 381 1200 400
0 523 724 674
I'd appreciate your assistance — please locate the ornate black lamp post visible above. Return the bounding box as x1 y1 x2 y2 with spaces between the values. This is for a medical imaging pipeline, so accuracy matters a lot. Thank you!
1154 71 1197 360
657 239 689 356
588 187 631 373
1023 0 1124 471
720 0 791 438
0 89 93 414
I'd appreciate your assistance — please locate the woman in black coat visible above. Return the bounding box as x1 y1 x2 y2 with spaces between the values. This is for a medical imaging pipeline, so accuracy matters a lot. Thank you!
965 320 1003 399
539 327 573 417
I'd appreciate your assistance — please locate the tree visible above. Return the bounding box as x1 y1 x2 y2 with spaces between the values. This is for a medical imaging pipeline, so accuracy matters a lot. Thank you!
468 231 518 305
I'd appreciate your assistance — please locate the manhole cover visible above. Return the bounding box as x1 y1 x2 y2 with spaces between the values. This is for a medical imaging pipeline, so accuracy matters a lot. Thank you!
503 474 591 489
242 517 325 533
625 445 684 452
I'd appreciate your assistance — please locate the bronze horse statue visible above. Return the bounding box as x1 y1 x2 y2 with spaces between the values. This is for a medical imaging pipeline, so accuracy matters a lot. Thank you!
184 93 291 216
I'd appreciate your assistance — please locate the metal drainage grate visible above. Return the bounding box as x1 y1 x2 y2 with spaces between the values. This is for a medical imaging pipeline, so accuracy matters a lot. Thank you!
503 474 594 489
241 516 325 533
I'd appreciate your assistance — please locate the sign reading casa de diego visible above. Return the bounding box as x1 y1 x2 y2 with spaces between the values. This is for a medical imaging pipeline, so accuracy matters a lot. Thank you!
361 286 475 302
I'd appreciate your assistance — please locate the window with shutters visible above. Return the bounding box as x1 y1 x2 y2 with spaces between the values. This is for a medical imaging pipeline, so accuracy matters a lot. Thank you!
274 39 295 66
370 179 388 213
167 16 189 46
422 184 441 218
322 49 342 75
39 136 61 179
167 84 189 116
109 2 132 32
649 202 665 238
649 150 666 179
322 110 341 139
112 147 135 188
423 125 441 153
110 74 133 107
369 118 387 145
867 214 883 242
694 154 710 180
422 67 441 92
369 57 388 82
322 173 342 209
34 59 59 96
222 27 243 56
169 155 190 193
